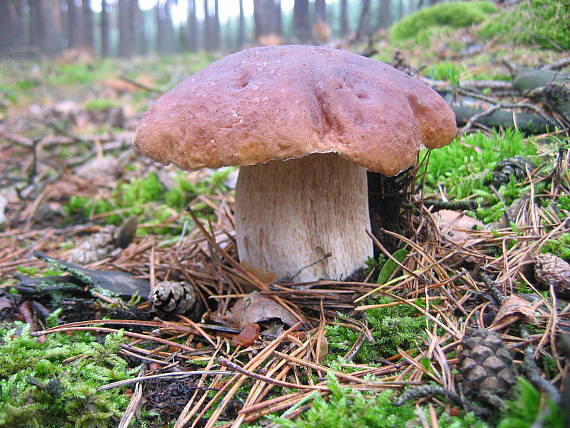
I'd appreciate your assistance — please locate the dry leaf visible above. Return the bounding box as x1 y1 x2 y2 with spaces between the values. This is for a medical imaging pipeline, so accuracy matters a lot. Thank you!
232 322 260 347
227 291 297 329
491 295 540 328
434 209 484 245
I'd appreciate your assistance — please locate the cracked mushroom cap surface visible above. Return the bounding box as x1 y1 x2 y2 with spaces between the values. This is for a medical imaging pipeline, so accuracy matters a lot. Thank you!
133 45 456 176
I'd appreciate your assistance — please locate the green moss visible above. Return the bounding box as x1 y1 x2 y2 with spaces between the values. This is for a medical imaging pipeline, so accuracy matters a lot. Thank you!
497 378 565 428
326 296 428 363
541 233 570 261
63 169 233 234
47 62 115 86
0 323 136 427
423 62 509 83
84 98 120 111
390 1 497 42
479 0 570 50
424 62 464 83
272 374 486 428
421 130 540 223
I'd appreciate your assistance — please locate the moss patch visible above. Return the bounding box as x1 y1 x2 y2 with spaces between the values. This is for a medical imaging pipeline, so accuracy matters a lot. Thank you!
479 0 570 50
390 1 497 43
0 323 136 427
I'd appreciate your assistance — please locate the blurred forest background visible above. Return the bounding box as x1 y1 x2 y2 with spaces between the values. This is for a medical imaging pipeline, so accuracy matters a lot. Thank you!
0 0 448 58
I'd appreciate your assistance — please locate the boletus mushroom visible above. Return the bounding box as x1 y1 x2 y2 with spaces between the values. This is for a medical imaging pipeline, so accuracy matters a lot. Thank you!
133 45 456 283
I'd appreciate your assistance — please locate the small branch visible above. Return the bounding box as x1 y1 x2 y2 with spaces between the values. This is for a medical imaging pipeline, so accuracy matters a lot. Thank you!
542 56 570 71
218 358 328 391
480 273 507 305
424 200 478 212
97 370 233 391
118 75 161 93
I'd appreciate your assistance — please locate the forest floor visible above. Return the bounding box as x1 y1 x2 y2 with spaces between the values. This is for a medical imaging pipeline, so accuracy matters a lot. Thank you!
1 10 569 428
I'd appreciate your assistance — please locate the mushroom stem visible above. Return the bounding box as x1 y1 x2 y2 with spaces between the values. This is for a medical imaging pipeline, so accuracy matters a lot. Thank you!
235 153 373 283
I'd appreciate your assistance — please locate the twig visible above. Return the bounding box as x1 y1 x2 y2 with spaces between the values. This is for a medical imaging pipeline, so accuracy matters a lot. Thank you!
480 273 507 305
424 200 478 212
97 370 233 391
542 56 570 71
218 358 328 391
118 75 161 93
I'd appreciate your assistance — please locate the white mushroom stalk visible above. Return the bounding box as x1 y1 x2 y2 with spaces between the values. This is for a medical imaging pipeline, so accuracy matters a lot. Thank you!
235 153 372 282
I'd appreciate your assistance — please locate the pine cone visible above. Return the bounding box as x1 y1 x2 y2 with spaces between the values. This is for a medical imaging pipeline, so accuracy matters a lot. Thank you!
535 253 570 298
492 156 535 188
458 328 517 404
151 281 197 314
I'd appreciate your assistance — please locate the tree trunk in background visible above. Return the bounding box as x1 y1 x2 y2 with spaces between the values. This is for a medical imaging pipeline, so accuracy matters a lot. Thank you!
29 0 63 54
379 0 392 29
238 0 245 48
314 0 328 43
51 0 66 53
398 0 404 19
132 0 144 55
204 0 213 50
339 0 349 37
254 0 280 40
355 0 371 40
118 0 133 56
82 0 93 49
293 0 310 43
213 0 220 50
187 0 198 51
275 0 282 36
67 0 83 48
156 0 175 54
0 1 13 52
315 0 326 23
100 0 109 55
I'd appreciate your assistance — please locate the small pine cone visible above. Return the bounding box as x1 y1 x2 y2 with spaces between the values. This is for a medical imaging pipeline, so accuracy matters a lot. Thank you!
535 253 570 298
458 328 517 403
68 226 117 265
151 281 197 314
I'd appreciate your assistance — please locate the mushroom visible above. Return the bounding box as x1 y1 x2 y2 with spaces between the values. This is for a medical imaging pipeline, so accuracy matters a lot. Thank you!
133 45 456 283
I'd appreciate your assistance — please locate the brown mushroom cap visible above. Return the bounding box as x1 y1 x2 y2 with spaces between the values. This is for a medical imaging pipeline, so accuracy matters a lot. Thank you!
133 45 456 176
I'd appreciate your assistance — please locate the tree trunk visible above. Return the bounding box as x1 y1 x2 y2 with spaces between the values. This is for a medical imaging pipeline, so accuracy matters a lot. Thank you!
379 0 392 29
131 0 143 55
275 0 282 36
293 0 310 43
0 1 13 52
30 0 62 54
398 0 404 19
238 0 245 48
315 0 326 23
203 0 212 50
156 0 174 54
100 0 109 55
67 0 83 48
118 0 132 56
82 0 93 49
213 0 220 50
187 0 198 51
339 0 349 37
355 0 371 40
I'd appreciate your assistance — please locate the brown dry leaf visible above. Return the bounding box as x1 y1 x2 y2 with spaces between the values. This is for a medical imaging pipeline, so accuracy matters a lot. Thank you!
491 295 540 328
232 322 260 347
434 209 484 245
227 291 297 329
